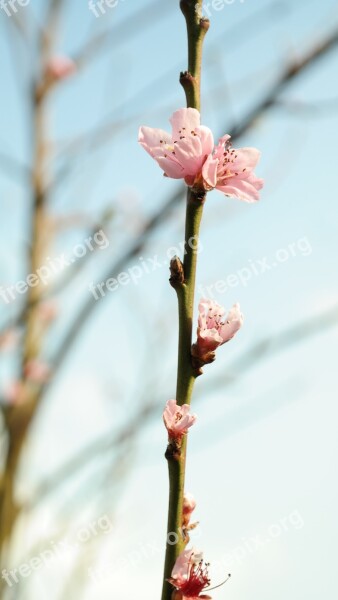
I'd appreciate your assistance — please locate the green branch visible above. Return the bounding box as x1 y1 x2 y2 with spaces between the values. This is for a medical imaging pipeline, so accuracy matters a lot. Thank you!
161 2 209 599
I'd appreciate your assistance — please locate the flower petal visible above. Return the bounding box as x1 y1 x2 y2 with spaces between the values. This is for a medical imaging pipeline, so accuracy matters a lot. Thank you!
170 108 201 138
216 173 263 202
219 303 243 343
138 126 171 158
196 125 214 156
202 155 218 188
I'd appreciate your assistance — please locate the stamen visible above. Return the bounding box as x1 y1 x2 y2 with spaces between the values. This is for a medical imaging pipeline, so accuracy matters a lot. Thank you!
204 573 231 592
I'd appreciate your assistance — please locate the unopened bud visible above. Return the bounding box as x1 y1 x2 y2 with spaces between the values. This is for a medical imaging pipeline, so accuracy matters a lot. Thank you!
170 256 185 287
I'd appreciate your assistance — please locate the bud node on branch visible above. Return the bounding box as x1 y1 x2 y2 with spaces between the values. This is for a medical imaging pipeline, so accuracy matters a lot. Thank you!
170 256 185 288
165 441 182 462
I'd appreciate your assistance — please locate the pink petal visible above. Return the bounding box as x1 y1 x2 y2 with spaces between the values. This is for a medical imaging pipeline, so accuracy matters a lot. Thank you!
218 134 231 146
219 303 243 342
183 493 196 514
196 126 214 156
216 173 263 202
171 548 193 581
202 155 218 188
170 108 201 138
198 328 223 351
172 136 204 174
138 126 171 158
231 147 261 173
156 156 185 179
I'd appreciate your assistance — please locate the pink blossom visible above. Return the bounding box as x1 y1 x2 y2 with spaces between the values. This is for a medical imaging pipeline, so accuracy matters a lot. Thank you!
24 360 51 383
202 134 263 202
192 299 243 365
183 493 197 516
168 548 211 599
139 108 214 187
183 493 197 529
46 55 76 80
138 108 263 201
163 399 197 439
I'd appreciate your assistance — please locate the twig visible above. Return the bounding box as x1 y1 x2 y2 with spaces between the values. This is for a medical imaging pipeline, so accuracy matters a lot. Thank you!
161 3 209 599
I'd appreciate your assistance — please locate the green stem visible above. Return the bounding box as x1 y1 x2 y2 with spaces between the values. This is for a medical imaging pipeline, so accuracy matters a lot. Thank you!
161 3 209 599
176 193 204 406
161 192 205 600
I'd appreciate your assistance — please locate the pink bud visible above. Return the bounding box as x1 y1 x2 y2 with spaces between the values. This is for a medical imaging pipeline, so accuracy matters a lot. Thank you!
46 55 76 80
183 493 196 515
163 399 197 440
192 299 243 366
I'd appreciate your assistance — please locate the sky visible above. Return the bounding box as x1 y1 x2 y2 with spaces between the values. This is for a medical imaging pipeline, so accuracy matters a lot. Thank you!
1 0 338 599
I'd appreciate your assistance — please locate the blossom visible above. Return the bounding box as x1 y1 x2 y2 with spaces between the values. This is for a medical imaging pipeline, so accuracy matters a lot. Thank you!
138 108 263 201
46 55 76 80
202 134 263 201
183 493 197 530
163 399 197 439
183 493 197 517
168 548 211 599
139 108 214 188
192 299 243 365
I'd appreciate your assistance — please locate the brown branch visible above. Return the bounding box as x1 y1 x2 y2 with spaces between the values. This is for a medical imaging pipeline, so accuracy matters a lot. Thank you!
0 17 58 576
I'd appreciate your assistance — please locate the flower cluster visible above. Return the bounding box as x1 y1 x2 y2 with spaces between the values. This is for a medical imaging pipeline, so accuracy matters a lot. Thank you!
138 108 263 201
